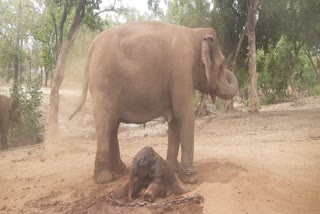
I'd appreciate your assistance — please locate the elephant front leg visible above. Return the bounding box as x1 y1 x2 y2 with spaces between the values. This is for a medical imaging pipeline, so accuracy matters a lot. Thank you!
172 94 198 184
166 119 180 172
177 114 198 184
143 180 161 202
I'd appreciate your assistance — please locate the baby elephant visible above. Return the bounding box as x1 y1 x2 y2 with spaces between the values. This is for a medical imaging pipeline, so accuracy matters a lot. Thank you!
112 147 186 202
0 95 21 150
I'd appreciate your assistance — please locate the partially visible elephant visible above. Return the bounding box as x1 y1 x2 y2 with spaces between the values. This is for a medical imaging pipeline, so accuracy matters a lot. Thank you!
70 21 238 184
0 94 21 150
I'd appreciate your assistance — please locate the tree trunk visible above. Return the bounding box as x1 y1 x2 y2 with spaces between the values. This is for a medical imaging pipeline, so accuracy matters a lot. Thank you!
13 55 19 87
305 49 320 83
40 66 43 86
45 68 49 87
50 69 53 87
48 0 86 135
6 62 10 83
48 40 72 134
247 0 261 112
13 0 22 88
288 65 298 98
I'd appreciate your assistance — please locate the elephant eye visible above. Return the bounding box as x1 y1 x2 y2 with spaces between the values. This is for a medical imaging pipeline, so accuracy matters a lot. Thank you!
139 159 145 164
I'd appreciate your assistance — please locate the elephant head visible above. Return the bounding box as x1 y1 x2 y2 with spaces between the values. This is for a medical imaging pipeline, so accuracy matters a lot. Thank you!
200 33 238 101
9 98 21 125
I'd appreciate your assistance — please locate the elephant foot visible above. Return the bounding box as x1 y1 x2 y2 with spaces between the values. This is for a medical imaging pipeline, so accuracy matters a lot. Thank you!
178 163 198 184
94 159 123 184
94 170 116 184
112 159 127 174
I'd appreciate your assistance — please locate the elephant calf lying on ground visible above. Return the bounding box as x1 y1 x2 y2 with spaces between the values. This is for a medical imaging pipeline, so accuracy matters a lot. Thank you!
0 94 21 150
70 21 238 184
111 147 186 202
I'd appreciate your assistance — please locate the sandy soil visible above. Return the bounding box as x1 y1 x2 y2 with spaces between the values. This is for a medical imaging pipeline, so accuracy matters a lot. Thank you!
0 90 319 214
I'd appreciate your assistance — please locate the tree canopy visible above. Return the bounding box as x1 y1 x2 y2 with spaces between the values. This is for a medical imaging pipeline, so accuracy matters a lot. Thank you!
0 0 319 121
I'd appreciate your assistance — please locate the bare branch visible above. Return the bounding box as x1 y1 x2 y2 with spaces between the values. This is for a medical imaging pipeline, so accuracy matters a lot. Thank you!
232 22 248 73
93 0 120 18
49 5 58 61
59 0 73 47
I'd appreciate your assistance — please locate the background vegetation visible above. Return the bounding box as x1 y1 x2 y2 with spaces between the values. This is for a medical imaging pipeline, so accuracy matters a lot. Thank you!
0 0 319 146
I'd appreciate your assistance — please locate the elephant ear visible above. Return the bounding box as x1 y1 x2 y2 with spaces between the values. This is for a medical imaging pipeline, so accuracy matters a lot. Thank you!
201 35 217 90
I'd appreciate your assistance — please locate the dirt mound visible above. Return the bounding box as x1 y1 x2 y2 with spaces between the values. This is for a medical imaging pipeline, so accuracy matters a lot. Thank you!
66 191 203 214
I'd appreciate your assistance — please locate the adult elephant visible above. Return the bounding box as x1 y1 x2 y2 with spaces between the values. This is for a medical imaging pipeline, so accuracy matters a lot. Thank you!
70 21 238 184
0 94 21 150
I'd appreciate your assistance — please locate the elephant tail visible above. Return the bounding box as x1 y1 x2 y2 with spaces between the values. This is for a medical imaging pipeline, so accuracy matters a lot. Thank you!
69 52 90 120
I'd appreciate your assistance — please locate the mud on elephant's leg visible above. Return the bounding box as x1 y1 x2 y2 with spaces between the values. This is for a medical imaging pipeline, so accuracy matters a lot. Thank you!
176 105 198 184
109 123 126 174
166 119 180 172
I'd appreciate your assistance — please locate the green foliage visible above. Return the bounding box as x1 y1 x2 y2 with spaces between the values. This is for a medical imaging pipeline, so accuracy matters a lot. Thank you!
9 79 44 146
211 0 248 59
165 0 212 27
257 36 316 104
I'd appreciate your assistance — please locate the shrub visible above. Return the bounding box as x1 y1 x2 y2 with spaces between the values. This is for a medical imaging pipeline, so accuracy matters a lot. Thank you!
9 79 44 147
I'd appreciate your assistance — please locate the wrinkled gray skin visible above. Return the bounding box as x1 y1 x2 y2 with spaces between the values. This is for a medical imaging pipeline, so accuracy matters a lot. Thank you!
111 147 186 202
70 21 238 184
0 95 21 150
128 147 185 202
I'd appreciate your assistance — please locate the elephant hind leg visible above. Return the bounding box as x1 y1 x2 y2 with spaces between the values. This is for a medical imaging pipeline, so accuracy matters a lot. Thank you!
166 119 180 172
92 91 121 184
109 122 126 173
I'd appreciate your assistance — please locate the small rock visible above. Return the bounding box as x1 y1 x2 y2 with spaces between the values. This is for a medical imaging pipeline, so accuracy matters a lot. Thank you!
3 197 8 200
28 151 32 155
61 178 64 182
1 205 7 210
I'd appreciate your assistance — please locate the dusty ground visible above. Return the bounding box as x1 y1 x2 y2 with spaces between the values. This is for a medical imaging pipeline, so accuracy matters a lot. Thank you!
0 89 320 214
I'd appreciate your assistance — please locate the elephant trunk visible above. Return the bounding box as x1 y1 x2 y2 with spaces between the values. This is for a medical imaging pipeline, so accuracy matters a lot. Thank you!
215 69 238 100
